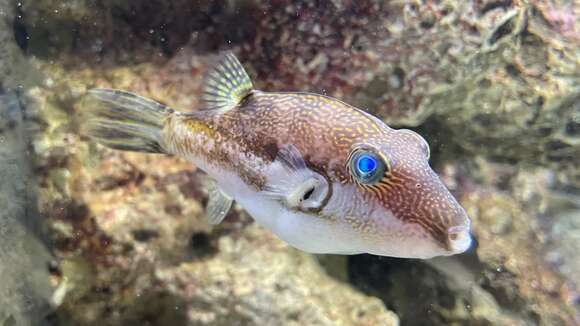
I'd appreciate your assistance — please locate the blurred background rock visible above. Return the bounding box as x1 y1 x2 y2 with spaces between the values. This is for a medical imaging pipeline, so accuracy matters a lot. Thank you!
1 0 578 325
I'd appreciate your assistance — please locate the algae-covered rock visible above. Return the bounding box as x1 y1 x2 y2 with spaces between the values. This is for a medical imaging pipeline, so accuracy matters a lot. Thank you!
546 208 580 318
0 0 42 90
464 160 579 323
0 92 54 326
426 6 580 181
462 186 576 325
350 254 532 326
160 225 399 326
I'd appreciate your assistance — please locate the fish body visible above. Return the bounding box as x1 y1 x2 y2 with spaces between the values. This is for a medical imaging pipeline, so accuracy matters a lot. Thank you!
84 53 472 259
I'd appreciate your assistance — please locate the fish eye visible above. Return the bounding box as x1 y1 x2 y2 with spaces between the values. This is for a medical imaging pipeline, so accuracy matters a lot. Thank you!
349 150 388 185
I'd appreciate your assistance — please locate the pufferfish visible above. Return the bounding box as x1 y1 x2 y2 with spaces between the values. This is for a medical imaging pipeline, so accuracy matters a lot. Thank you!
83 52 472 259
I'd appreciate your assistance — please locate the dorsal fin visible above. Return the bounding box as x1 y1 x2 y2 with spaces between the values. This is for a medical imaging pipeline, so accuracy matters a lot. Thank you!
202 52 254 112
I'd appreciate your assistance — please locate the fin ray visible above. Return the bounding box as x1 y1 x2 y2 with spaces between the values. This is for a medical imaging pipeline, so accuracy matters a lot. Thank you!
261 145 329 212
83 88 173 153
202 52 254 112
206 181 233 225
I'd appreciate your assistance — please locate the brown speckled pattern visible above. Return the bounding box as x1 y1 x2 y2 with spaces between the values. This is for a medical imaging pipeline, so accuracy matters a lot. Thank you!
166 91 466 249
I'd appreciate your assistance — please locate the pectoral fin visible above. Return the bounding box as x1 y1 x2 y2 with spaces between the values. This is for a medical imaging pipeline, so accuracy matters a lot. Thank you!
206 181 233 225
262 145 330 212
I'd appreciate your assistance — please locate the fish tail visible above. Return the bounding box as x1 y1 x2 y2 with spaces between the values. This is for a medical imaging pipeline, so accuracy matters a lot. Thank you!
82 88 174 154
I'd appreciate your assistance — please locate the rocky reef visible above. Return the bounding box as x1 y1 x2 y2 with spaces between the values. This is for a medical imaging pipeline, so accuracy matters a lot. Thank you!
0 92 54 325
0 0 578 325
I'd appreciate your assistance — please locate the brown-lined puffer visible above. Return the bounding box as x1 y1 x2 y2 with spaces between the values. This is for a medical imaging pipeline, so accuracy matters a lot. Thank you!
83 53 471 259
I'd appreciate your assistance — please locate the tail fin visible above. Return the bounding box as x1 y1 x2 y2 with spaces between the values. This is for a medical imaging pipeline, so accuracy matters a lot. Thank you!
82 89 175 154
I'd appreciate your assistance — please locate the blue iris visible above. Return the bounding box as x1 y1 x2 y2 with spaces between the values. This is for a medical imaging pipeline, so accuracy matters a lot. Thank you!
356 155 377 175
350 150 386 184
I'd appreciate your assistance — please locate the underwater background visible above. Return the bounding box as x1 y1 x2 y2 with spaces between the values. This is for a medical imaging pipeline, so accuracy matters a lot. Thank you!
0 0 578 325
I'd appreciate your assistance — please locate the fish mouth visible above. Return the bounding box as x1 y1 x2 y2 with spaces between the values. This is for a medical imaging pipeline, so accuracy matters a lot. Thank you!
446 222 472 254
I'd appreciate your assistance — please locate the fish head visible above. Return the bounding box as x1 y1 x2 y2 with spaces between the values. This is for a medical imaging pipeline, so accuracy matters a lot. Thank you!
330 128 472 259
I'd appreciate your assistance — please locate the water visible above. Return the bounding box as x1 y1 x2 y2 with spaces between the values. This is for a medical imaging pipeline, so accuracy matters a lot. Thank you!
0 1 578 325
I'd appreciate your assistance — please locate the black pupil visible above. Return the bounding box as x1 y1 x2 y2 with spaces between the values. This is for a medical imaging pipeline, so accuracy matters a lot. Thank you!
302 187 315 201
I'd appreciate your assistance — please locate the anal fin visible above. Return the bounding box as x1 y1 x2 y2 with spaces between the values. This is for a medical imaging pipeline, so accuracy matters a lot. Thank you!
206 181 233 225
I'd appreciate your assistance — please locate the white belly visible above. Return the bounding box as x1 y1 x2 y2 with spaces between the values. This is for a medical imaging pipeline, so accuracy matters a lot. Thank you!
237 190 363 254
187 155 364 254
207 168 359 254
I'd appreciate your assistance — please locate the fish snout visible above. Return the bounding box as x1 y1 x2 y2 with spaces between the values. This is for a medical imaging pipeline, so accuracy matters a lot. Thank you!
446 217 472 254
413 180 473 255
